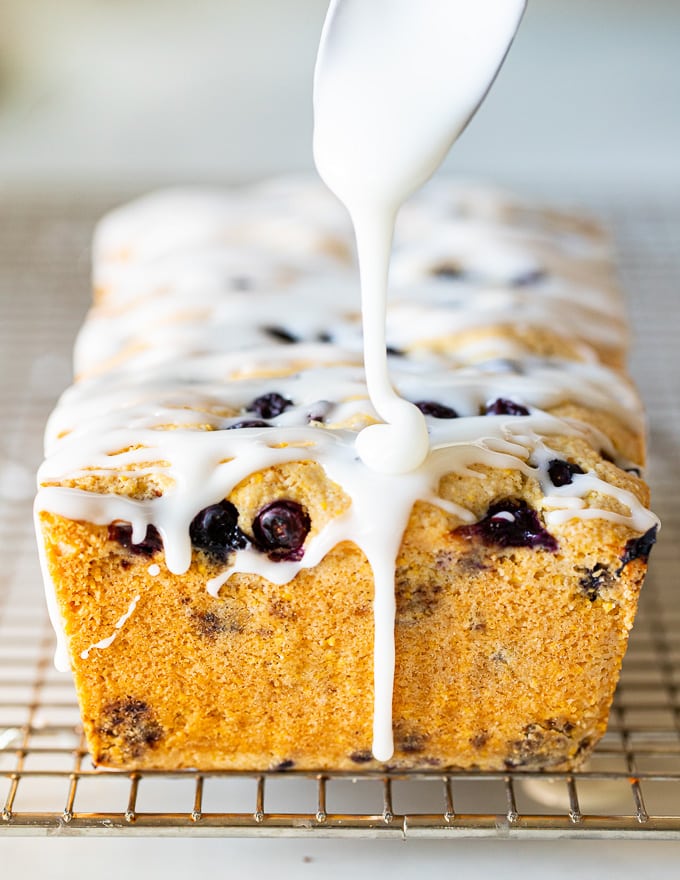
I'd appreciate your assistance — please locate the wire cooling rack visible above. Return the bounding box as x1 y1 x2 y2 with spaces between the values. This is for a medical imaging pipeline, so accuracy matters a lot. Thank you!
1 192 679 838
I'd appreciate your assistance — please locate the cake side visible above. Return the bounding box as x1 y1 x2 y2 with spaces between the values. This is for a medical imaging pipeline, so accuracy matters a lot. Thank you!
37 464 651 772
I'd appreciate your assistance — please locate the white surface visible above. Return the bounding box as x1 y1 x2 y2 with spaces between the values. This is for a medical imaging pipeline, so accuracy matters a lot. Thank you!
1 837 680 878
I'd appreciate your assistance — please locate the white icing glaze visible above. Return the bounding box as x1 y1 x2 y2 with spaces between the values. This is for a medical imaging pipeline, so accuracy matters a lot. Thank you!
80 594 140 660
33 505 71 671
35 180 658 757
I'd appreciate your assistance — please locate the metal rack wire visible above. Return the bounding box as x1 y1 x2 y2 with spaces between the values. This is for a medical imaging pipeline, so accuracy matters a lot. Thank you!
1 192 679 838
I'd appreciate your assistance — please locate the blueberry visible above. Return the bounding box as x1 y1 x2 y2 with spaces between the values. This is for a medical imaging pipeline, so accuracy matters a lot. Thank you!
109 522 163 557
252 500 311 561
547 459 585 487
415 400 459 419
386 346 405 357
99 698 163 758
397 732 426 754
512 268 547 287
189 500 249 561
432 263 466 280
619 526 658 569
484 398 530 416
226 419 271 429
456 499 558 552
247 392 293 419
264 326 299 344
578 564 614 602
350 750 374 764
470 732 490 749
193 611 228 637
504 722 557 769
190 606 245 638
306 401 332 423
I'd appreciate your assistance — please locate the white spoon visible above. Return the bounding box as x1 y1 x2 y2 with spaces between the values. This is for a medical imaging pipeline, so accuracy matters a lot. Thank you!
314 0 527 208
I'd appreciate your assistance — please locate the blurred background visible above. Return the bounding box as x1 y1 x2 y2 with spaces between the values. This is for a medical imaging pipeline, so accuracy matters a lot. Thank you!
0 0 679 197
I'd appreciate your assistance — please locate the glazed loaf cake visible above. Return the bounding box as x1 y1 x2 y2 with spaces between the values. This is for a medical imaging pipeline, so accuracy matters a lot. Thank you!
35 179 658 772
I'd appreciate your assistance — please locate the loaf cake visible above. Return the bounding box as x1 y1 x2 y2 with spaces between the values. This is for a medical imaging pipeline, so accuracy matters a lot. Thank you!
35 178 658 772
